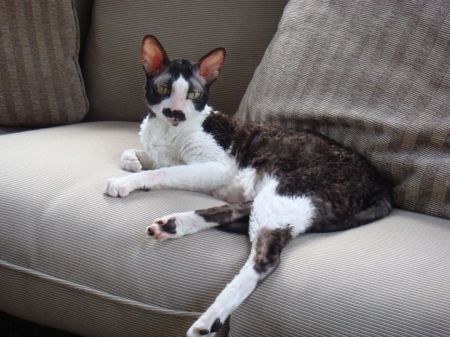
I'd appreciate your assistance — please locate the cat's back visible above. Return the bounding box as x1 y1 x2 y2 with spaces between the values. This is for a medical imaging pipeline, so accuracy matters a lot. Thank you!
230 118 356 169
229 117 392 229
200 112 378 183
202 112 363 169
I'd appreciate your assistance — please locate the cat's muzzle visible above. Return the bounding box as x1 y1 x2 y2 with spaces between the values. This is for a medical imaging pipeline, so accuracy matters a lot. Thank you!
162 108 186 126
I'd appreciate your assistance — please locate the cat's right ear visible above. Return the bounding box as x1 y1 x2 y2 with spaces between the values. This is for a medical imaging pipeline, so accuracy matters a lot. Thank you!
141 35 169 76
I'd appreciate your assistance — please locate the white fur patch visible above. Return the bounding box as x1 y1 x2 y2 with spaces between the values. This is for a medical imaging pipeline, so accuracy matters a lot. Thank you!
171 76 189 111
250 176 315 238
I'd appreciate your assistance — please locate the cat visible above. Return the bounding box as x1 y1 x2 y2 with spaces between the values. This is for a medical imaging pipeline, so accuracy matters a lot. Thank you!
105 35 393 337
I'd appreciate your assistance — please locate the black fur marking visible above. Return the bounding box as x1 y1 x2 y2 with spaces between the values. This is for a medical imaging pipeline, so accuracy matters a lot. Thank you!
161 218 177 234
202 112 234 150
162 108 173 118
162 108 186 123
196 202 251 224
253 227 292 274
210 318 223 333
224 115 392 231
218 221 249 235
196 202 251 234
198 329 209 335
173 110 186 121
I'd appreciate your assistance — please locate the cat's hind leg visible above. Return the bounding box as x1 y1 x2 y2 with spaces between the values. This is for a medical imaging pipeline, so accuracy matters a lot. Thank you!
187 178 316 337
147 202 252 241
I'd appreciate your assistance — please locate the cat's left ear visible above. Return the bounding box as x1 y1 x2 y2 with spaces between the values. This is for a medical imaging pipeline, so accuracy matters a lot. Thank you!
198 47 226 85
141 35 169 76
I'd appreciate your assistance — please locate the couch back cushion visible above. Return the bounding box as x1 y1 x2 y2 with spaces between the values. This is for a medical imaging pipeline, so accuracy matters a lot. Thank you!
237 0 450 219
0 0 89 127
83 0 287 121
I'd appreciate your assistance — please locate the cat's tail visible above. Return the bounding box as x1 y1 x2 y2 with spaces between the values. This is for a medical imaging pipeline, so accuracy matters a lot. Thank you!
343 187 394 229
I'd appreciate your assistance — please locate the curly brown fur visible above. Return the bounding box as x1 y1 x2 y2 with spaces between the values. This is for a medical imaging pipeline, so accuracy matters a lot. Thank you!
253 227 292 274
202 113 392 232
195 202 251 234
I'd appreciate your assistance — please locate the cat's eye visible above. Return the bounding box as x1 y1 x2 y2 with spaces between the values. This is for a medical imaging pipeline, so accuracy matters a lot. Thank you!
156 84 170 96
187 91 201 100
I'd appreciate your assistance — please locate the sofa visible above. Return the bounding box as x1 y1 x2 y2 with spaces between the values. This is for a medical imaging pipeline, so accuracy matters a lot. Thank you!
1 1 449 337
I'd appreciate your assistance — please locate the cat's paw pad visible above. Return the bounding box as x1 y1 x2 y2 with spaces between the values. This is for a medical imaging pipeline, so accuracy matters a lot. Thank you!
104 177 133 198
187 317 223 337
147 217 178 241
121 151 142 172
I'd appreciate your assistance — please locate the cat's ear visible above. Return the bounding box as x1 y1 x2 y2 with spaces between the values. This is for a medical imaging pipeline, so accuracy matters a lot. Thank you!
141 35 169 76
198 47 226 85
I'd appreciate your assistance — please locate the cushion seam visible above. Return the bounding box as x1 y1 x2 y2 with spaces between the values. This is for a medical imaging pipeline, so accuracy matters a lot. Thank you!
0 259 201 317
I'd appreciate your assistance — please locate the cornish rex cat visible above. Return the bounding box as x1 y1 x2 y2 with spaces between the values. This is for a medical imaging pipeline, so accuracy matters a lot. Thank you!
105 35 392 337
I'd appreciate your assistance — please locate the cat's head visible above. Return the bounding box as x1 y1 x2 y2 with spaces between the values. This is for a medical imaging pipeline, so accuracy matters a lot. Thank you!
141 35 225 126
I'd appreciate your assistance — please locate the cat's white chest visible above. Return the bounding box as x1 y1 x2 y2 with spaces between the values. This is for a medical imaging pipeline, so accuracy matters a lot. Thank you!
139 116 184 167
138 114 261 203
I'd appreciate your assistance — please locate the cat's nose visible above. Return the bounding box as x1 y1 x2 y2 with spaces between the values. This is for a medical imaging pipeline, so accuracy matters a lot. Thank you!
172 97 186 112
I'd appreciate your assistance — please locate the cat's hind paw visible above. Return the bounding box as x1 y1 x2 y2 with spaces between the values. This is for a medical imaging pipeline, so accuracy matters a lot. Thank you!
187 315 223 337
147 217 178 241
147 211 202 241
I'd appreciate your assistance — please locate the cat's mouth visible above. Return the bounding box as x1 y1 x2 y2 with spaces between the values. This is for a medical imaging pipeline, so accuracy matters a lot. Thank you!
168 119 179 126
162 108 186 126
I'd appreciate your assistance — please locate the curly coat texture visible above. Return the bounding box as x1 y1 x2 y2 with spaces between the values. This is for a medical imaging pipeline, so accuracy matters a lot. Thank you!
202 112 393 232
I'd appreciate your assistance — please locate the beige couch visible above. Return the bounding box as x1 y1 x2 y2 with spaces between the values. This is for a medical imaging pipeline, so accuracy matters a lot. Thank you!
1 1 449 337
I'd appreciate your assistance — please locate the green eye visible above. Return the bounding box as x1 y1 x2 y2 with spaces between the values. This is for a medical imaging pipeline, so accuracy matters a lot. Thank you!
187 91 201 100
156 84 170 96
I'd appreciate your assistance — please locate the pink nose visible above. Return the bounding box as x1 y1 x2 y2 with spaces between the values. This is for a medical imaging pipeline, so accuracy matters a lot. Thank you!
171 98 185 112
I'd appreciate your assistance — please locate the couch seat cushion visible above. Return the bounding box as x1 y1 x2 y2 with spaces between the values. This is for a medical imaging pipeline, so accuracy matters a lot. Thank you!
0 122 249 337
230 210 450 337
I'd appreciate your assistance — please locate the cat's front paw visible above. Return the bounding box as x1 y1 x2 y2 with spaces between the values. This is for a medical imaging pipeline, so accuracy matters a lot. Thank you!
187 313 223 337
104 177 133 198
146 216 178 241
121 149 142 172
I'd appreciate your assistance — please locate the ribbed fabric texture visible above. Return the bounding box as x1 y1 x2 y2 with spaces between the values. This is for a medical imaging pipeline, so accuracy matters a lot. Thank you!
0 0 88 127
1 123 450 336
237 0 450 219
0 122 247 337
230 210 450 337
83 0 287 121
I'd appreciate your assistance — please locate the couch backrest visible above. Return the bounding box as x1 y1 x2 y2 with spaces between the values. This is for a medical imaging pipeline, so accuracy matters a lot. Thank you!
237 0 450 219
82 1 287 122
73 0 92 67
